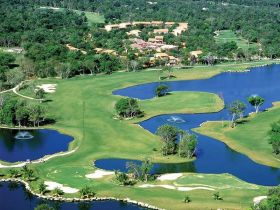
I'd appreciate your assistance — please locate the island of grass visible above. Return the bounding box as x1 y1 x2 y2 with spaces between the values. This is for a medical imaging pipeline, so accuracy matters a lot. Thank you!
0 60 279 210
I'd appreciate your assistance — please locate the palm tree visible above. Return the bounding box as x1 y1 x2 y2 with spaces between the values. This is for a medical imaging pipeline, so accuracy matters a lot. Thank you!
38 182 47 195
52 188 64 197
79 186 95 198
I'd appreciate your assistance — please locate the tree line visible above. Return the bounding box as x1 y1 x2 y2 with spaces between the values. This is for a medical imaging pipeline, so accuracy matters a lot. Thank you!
0 95 47 127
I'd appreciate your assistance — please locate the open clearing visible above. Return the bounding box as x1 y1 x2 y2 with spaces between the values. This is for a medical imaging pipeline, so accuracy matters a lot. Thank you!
214 30 259 51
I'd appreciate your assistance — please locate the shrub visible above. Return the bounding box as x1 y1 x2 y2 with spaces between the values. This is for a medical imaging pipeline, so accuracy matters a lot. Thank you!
115 97 142 118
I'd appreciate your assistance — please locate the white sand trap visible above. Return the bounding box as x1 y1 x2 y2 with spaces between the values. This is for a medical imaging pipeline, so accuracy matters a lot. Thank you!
253 196 267 205
177 186 214 191
37 84 57 93
139 184 214 191
139 184 176 190
157 173 183 181
85 169 114 179
44 181 79 194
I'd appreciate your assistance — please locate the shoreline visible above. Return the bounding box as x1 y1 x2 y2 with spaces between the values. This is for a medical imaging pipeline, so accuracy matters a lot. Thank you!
0 147 78 168
0 178 164 210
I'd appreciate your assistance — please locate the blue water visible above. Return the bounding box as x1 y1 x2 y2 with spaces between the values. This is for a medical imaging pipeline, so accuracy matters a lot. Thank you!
96 64 280 186
0 129 73 162
0 182 143 210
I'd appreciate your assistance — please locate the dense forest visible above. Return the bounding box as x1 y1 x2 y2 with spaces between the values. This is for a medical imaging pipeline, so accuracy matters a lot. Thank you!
0 0 279 89
33 0 280 57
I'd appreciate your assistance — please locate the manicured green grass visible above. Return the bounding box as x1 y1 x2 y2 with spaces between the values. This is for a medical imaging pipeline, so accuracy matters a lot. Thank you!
140 91 224 120
175 173 260 190
194 103 280 167
1 60 278 209
73 10 105 25
215 30 259 51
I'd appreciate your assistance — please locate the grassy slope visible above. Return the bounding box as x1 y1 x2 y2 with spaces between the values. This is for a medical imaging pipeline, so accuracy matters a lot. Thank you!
195 103 280 168
215 30 259 50
1 60 278 209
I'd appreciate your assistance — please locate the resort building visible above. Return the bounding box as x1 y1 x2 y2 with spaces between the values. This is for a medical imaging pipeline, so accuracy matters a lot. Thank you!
172 22 188 36
126 30 142 37
151 21 164 26
94 48 117 56
153 29 169 34
165 22 175 27
119 22 131 29
132 21 151 26
190 50 203 58
104 24 120 32
65 44 87 54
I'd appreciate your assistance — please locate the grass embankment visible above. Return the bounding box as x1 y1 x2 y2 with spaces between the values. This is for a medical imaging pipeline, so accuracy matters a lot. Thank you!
1 61 278 209
195 103 280 168
214 30 259 51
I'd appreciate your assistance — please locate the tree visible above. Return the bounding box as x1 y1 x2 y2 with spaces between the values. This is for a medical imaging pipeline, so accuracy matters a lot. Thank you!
52 187 64 197
162 66 173 79
0 52 15 66
227 100 246 127
15 104 28 127
35 88 45 100
268 120 280 154
8 169 20 178
126 159 153 182
183 195 191 203
21 165 35 181
213 192 223 200
79 186 95 198
114 98 142 118
248 95 265 113
155 85 169 97
156 124 178 155
35 204 55 210
28 104 46 127
38 182 47 195
178 131 197 158
256 185 280 210
114 171 133 186
130 60 139 72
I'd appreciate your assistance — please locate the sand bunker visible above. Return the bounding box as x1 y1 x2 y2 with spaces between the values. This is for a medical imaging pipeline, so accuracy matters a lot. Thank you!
37 84 57 93
253 196 267 205
157 173 183 181
44 181 79 194
85 169 114 179
177 186 214 191
139 184 214 191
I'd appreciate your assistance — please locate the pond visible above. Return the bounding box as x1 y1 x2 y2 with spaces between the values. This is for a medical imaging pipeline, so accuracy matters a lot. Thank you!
95 64 280 186
0 182 144 210
0 129 73 162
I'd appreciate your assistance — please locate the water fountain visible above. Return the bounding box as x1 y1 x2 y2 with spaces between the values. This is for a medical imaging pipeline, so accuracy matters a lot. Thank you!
167 116 186 123
14 131 34 140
